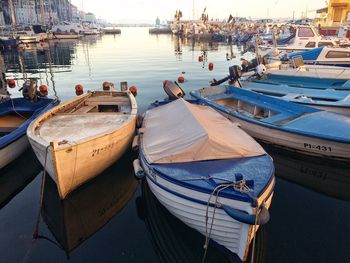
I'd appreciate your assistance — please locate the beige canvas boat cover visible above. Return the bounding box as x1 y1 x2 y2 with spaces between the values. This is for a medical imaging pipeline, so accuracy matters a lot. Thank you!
142 99 266 164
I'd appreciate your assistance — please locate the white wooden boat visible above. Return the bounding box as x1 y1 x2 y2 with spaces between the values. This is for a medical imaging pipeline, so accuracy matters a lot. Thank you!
27 90 137 199
138 99 275 261
139 180 267 262
240 81 350 116
191 85 350 161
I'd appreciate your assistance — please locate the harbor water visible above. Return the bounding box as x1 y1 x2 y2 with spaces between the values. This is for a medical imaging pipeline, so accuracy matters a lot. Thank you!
1 27 350 263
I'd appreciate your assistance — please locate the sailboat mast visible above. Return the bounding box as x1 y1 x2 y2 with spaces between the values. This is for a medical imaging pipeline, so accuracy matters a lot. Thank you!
40 0 45 25
8 0 17 26
192 0 195 20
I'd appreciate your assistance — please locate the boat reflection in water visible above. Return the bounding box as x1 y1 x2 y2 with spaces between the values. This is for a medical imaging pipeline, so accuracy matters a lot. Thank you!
264 144 350 202
137 181 267 263
0 148 42 209
41 153 137 256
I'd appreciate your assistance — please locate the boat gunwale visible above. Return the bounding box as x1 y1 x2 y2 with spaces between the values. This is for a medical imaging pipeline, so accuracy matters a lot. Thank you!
190 87 350 144
27 90 137 151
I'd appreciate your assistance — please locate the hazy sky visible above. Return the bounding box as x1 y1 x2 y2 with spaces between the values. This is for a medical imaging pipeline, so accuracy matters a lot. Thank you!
71 0 327 23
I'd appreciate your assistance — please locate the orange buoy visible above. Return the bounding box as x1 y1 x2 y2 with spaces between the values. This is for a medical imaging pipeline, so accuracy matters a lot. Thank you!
177 76 185 83
8 79 16 88
39 85 48 96
102 81 111 90
208 62 214 71
241 59 249 66
129 86 138 97
75 84 84 96
39 85 48 92
198 55 204 62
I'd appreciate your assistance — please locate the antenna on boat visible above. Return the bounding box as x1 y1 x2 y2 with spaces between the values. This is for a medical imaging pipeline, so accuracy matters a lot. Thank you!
254 37 261 65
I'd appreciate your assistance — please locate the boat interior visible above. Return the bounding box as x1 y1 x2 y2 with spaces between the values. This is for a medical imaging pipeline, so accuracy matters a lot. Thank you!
212 97 311 125
0 112 32 136
214 97 278 119
57 93 132 115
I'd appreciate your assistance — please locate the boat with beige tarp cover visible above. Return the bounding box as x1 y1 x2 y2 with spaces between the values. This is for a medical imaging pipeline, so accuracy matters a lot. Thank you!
27 90 137 199
135 98 275 261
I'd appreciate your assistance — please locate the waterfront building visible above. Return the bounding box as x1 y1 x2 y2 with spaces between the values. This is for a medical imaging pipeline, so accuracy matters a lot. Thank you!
0 0 78 26
316 0 350 34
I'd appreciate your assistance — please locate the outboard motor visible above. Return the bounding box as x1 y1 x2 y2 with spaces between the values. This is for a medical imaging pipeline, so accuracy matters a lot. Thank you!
163 80 185 100
241 58 258 72
210 65 242 87
20 79 38 101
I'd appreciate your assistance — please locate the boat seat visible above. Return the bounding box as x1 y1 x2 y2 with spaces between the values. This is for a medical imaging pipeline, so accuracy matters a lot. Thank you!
282 93 299 100
261 113 294 125
262 112 310 126
73 105 97 113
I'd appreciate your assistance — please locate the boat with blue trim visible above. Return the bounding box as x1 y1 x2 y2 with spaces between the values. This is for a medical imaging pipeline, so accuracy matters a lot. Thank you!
246 63 350 90
191 84 350 161
240 80 350 115
137 98 275 261
289 46 350 67
0 90 58 169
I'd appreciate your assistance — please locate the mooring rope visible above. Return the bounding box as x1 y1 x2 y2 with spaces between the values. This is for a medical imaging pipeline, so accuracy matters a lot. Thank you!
201 183 232 263
33 144 51 238
250 202 262 263
201 180 254 263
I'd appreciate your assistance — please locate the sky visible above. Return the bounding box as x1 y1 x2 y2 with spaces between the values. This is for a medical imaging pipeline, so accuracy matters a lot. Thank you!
71 0 327 23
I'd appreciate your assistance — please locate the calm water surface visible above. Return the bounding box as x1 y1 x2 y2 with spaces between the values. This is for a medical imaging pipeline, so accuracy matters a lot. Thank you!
1 28 350 263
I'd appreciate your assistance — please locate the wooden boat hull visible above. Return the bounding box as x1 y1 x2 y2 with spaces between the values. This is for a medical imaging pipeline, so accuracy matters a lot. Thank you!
138 98 275 261
191 87 350 161
0 148 42 208
143 159 274 261
223 113 350 161
27 91 137 199
29 118 135 199
140 180 254 263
